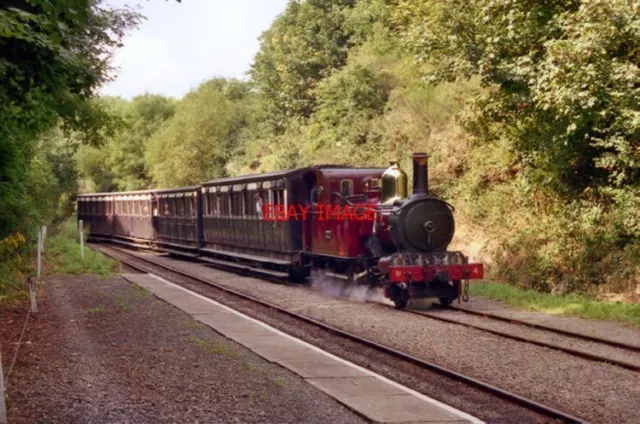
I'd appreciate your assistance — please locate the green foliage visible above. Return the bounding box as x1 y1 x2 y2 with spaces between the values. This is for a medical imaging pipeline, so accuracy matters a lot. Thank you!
107 94 176 190
46 218 118 276
250 0 357 131
0 0 141 238
0 233 30 303
75 143 117 193
27 127 81 223
471 282 640 328
146 79 256 187
75 94 177 191
396 0 639 194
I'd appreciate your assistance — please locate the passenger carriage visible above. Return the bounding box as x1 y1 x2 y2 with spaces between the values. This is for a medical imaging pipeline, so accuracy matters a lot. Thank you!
78 190 155 245
154 186 202 255
77 193 114 239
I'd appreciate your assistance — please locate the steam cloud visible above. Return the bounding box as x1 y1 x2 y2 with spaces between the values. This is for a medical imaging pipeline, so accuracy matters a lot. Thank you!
309 270 392 305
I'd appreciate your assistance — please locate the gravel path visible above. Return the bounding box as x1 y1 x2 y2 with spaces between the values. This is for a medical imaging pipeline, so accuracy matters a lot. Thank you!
0 275 365 424
136 251 640 424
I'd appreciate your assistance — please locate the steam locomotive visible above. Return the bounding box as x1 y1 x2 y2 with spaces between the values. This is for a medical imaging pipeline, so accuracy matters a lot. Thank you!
78 152 483 309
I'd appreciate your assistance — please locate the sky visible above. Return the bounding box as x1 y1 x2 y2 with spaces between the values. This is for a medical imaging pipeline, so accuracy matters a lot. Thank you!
100 0 289 100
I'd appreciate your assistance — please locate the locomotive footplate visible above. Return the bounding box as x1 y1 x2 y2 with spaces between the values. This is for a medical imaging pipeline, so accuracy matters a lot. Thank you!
384 263 484 308
388 264 484 283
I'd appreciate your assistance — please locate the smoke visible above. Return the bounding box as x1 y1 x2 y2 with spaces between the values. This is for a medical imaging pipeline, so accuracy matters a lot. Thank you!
309 270 392 305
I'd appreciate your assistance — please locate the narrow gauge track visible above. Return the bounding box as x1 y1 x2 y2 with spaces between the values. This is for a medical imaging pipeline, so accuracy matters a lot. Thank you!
94 243 585 424
450 305 640 352
379 302 640 372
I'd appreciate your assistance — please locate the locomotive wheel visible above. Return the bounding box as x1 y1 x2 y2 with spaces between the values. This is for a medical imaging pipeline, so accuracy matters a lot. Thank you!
288 264 308 284
393 288 409 309
439 297 454 307
394 296 408 309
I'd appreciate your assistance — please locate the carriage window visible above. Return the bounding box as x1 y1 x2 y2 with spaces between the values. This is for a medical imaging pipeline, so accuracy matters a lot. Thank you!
216 193 225 216
189 197 196 217
273 189 284 205
181 198 187 217
242 191 249 216
254 190 265 218
230 193 240 217
340 179 354 196
247 191 256 216
162 199 171 216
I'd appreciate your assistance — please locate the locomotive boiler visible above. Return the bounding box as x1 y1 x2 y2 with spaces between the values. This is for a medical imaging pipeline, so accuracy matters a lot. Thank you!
375 153 484 309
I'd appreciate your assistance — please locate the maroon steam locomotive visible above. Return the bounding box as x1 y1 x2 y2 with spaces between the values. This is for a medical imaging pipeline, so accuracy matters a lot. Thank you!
78 152 483 308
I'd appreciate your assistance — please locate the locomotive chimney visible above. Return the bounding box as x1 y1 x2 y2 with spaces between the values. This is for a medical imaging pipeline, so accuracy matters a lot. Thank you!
411 152 429 197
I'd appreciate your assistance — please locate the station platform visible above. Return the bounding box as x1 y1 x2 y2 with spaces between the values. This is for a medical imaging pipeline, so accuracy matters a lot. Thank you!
121 273 483 423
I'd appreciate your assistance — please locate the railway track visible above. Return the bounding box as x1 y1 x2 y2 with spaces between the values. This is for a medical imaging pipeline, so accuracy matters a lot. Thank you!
94 243 585 424
382 302 640 372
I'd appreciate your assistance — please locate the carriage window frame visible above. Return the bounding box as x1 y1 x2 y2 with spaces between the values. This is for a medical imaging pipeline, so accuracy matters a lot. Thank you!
162 198 171 217
205 194 212 217
230 192 241 217
340 179 354 197
254 189 266 218
217 192 224 216
242 191 249 217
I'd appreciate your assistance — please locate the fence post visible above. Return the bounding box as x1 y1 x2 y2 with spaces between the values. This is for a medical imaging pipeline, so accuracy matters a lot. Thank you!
28 277 37 314
0 347 6 424
41 225 47 253
36 229 42 278
78 220 84 260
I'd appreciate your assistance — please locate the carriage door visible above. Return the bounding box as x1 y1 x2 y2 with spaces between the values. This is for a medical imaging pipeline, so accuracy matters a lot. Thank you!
302 172 318 251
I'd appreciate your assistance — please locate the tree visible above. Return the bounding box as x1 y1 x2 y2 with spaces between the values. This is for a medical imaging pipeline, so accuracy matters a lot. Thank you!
145 79 256 187
0 0 141 237
251 0 356 132
395 0 639 195
107 94 176 190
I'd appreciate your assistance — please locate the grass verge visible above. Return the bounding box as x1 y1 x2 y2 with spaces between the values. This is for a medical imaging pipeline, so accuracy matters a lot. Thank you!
471 282 640 328
45 218 119 276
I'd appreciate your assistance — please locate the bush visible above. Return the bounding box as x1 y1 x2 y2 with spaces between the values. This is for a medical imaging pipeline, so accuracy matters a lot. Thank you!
45 218 119 276
0 233 31 303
